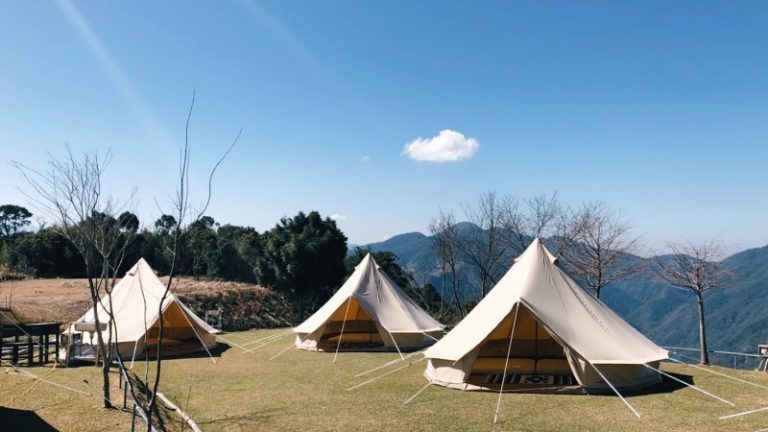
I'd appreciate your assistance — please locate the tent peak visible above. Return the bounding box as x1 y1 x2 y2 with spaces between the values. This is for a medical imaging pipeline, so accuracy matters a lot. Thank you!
514 238 557 264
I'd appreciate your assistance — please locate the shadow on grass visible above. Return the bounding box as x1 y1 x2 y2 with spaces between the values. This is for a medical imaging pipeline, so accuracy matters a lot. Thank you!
471 371 694 397
68 342 232 367
195 407 288 426
158 341 233 361
625 371 693 397
0 407 58 432
586 371 693 398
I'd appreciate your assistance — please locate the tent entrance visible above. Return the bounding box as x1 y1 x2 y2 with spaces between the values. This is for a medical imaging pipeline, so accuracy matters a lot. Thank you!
316 298 384 351
467 304 576 389
142 302 211 357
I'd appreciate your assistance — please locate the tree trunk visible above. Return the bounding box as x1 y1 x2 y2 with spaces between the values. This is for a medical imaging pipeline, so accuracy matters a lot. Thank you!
86 268 112 409
696 292 709 365
450 264 463 318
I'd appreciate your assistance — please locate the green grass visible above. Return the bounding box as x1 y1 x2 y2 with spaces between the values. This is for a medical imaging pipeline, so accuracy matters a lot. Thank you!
4 328 768 431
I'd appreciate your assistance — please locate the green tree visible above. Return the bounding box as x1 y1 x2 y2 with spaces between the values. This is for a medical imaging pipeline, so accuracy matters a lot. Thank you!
186 216 218 279
0 204 33 238
118 211 140 232
154 214 177 233
210 224 262 282
255 211 347 318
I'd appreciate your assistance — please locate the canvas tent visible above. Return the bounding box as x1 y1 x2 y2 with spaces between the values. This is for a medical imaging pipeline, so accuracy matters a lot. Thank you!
294 253 445 352
65 258 219 361
424 239 668 391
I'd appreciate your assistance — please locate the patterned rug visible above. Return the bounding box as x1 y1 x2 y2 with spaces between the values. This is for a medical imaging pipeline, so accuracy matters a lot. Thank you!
484 373 576 386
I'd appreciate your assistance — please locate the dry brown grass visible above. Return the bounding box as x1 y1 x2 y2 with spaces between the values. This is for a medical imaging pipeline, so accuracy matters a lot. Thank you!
0 277 266 325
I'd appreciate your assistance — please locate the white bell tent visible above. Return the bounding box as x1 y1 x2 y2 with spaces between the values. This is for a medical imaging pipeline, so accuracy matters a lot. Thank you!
293 253 444 353
66 258 219 361
424 239 668 391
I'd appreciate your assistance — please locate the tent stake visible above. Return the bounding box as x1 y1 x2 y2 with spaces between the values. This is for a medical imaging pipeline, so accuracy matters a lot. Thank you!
403 381 432 405
493 303 520 424
333 298 353 364
643 364 734 406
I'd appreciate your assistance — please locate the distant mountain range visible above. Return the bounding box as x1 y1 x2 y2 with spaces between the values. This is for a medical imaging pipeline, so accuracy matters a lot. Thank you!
357 226 768 358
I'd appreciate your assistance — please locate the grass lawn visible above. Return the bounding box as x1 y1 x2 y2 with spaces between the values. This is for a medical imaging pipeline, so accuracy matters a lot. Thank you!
4 328 768 431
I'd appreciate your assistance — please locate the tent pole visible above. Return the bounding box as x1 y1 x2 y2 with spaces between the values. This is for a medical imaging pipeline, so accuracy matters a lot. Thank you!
420 331 440 342
719 406 768 420
214 335 250 352
403 381 432 405
242 330 293 350
241 331 292 347
643 363 734 406
348 357 426 391
585 362 641 419
242 332 291 353
129 338 140 369
355 349 427 378
388 329 405 361
668 356 768 391
493 303 520 424
177 305 217 364
333 298 353 364
269 343 294 361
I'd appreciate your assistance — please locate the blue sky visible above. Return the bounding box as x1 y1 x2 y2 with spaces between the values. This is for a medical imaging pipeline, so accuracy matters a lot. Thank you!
1 1 767 253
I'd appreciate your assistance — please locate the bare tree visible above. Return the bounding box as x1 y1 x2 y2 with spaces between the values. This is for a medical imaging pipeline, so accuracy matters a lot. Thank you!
14 147 136 409
560 201 643 299
654 239 732 365
458 191 508 297
430 192 571 308
143 92 240 429
499 192 564 254
429 210 464 318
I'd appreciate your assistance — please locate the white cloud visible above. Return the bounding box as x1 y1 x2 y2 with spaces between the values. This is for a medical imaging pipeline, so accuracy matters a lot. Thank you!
329 213 347 221
361 155 371 163
402 129 479 163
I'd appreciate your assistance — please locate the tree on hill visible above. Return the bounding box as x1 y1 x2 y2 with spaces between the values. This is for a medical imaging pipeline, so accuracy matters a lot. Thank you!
655 239 732 365
0 204 33 238
255 211 347 318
